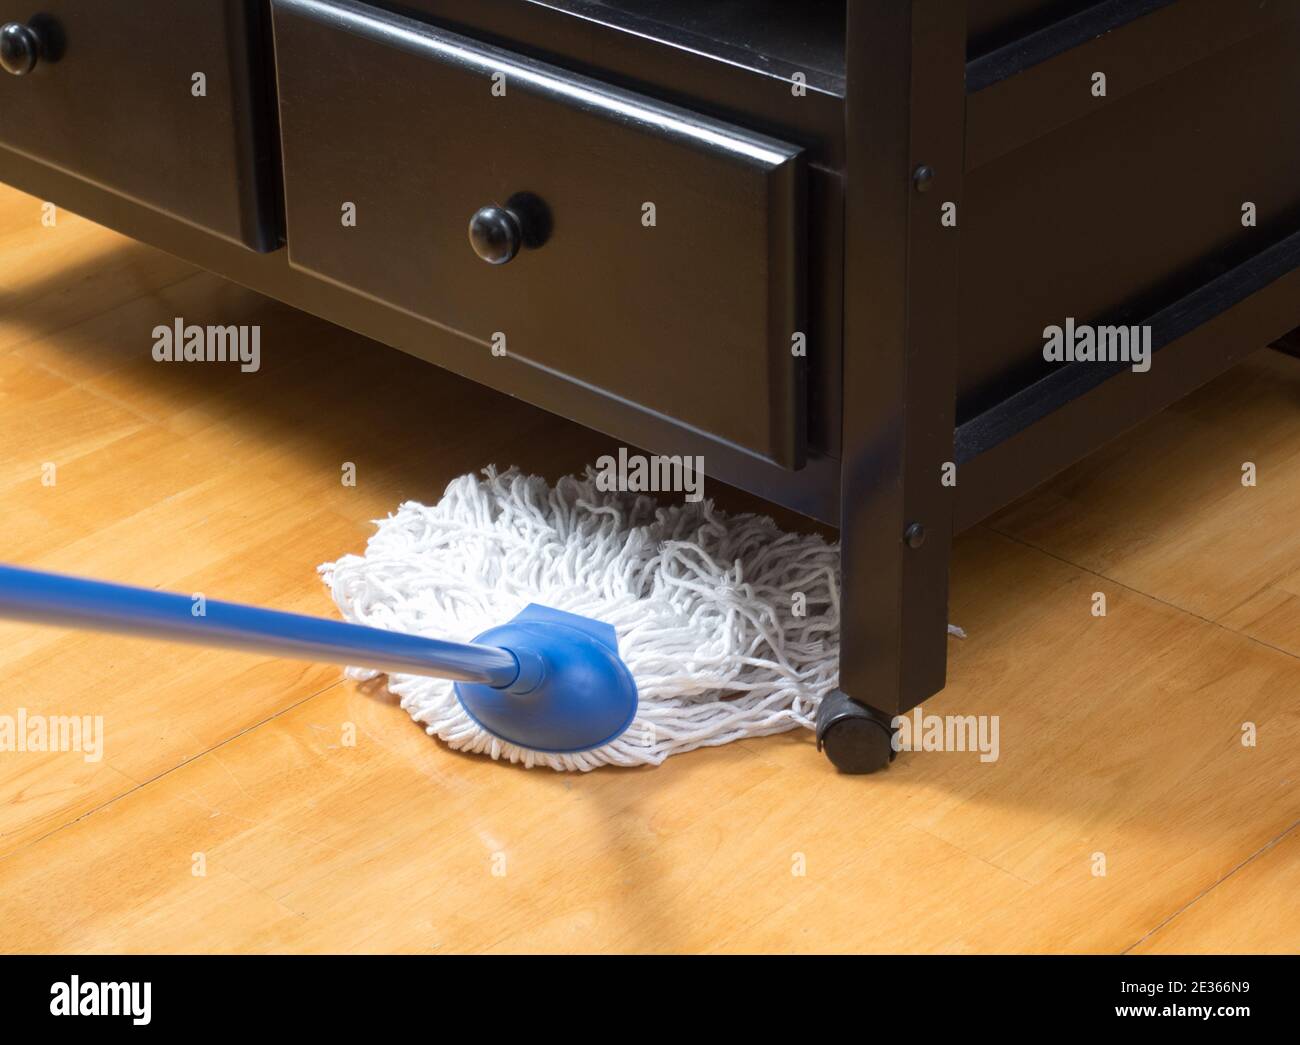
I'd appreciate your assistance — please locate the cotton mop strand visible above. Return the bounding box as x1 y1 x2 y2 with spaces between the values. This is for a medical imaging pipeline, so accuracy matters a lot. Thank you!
320 466 846 770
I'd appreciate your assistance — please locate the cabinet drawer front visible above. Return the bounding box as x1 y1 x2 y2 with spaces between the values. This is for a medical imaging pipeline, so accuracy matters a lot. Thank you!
0 0 275 250
272 0 806 467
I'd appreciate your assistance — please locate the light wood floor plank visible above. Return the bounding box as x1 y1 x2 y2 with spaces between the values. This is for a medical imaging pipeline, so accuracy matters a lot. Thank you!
990 350 1300 637
1131 827 1300 954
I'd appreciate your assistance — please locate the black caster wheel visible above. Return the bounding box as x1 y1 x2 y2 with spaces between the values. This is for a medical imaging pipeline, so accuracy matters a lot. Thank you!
815 690 896 774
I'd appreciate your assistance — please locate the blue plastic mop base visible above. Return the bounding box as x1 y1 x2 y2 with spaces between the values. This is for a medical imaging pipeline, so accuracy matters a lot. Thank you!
454 604 638 753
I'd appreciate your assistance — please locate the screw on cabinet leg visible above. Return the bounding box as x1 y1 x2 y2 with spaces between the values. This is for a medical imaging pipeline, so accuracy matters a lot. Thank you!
815 689 897 774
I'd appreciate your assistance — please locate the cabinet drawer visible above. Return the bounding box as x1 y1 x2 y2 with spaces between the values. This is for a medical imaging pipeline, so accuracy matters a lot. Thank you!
0 0 275 250
271 0 806 467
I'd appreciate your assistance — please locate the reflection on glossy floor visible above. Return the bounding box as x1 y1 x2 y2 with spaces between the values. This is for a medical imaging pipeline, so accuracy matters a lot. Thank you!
0 185 1296 953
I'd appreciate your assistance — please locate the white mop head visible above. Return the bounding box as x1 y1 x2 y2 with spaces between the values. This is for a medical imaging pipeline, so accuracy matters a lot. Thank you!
319 467 843 770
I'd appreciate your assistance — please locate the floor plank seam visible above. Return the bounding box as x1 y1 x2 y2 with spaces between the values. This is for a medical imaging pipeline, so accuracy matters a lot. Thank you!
1120 818 1300 954
982 524 1300 664
0 677 349 867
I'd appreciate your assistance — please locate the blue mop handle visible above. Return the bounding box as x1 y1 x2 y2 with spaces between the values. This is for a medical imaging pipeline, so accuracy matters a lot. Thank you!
0 562 526 688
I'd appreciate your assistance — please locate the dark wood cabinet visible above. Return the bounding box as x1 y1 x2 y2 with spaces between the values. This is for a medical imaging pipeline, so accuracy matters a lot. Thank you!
0 0 277 249
3 0 1298 771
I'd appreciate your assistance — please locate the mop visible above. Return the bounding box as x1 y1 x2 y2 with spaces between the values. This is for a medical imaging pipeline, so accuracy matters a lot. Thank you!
0 467 847 770
321 467 843 769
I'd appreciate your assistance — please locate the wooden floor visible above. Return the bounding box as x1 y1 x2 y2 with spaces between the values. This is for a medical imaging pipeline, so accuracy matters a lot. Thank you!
1 184 1297 953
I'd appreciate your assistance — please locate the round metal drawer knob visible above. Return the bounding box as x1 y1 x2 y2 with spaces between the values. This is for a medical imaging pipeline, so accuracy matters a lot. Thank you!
467 194 551 266
0 22 41 76
468 204 523 266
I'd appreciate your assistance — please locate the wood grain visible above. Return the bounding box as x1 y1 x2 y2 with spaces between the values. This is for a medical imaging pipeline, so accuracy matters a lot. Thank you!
0 184 1296 953
1131 827 1300 954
